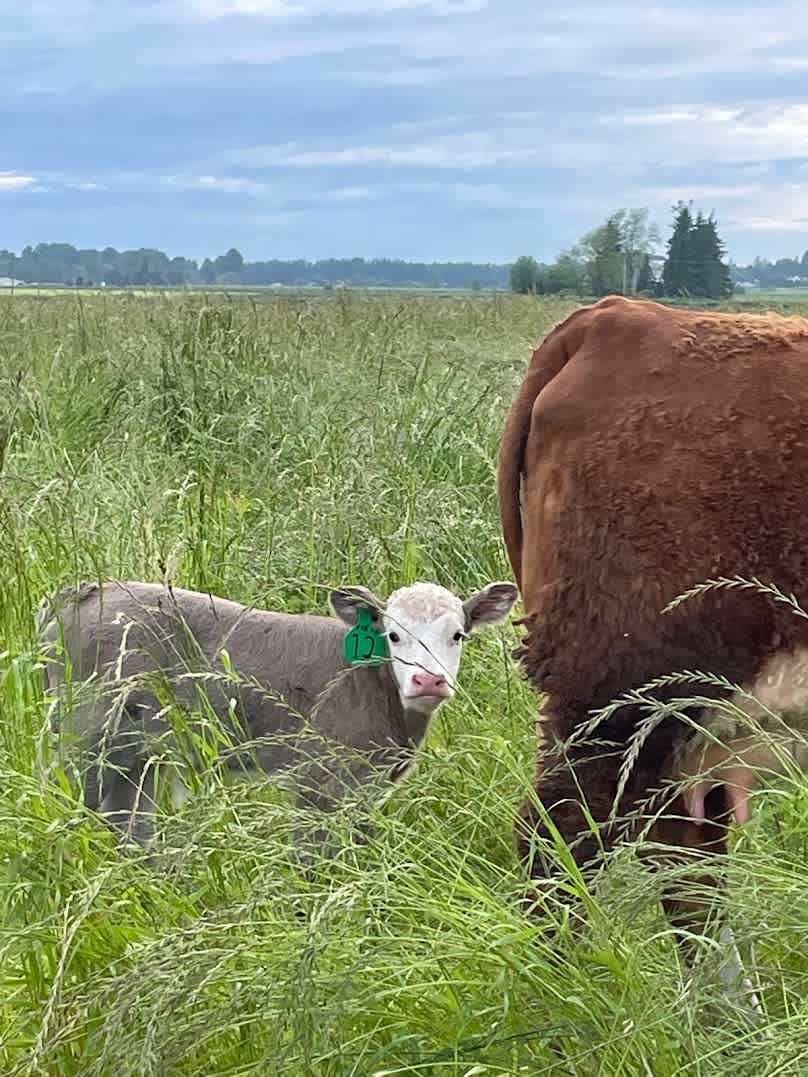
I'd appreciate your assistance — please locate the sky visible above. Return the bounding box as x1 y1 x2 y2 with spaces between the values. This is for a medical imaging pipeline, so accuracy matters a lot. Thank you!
4 0 808 265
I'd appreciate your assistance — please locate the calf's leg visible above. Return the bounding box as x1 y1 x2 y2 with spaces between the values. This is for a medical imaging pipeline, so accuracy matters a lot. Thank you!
80 695 166 848
89 759 159 847
291 749 407 876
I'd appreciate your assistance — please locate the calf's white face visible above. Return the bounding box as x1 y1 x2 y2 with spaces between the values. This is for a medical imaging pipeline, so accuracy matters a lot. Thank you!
330 580 518 714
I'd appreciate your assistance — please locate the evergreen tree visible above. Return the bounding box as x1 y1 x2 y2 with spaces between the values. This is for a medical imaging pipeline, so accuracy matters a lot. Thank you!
662 203 732 299
689 212 732 299
662 201 694 295
707 215 733 298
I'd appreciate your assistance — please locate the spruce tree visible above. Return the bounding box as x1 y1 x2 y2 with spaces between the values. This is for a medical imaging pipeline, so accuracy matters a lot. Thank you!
690 212 732 298
709 216 733 298
688 211 711 297
662 202 732 299
662 201 693 295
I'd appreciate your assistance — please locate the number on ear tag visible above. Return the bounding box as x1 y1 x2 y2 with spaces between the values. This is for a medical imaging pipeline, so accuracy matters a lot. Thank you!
344 607 389 666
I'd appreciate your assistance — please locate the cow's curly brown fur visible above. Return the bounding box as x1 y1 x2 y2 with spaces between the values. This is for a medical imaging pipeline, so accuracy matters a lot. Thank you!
498 295 808 909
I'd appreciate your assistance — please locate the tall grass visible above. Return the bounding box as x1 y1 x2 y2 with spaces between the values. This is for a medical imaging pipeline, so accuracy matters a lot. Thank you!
2 290 808 1075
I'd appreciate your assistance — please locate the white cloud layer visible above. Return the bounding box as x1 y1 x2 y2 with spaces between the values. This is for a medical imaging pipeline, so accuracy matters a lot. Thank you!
222 101 808 179
608 104 808 165
0 172 36 191
182 0 485 17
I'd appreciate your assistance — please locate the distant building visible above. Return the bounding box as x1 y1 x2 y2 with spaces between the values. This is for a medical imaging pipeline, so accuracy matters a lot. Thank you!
0 276 25 288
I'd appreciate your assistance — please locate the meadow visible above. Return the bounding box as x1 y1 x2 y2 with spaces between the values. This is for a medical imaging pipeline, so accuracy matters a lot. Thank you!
3 289 808 1075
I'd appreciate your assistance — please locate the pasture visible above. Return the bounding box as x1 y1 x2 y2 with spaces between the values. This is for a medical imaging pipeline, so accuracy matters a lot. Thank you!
2 290 808 1075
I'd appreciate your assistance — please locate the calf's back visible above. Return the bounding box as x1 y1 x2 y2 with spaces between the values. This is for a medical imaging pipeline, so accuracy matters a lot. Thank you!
40 581 407 763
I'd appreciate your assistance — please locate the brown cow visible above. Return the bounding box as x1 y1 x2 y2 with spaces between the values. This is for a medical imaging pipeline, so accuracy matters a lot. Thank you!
498 294 808 1002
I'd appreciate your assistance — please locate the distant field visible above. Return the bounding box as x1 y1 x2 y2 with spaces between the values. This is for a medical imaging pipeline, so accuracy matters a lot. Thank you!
2 291 808 1075
1 284 490 300
668 288 808 311
5 282 808 309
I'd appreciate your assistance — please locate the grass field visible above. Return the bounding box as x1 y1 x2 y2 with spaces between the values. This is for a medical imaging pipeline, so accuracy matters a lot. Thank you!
3 290 808 1075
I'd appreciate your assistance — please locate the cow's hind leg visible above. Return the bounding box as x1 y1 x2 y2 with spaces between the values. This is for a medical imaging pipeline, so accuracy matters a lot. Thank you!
515 745 762 1014
649 789 762 1017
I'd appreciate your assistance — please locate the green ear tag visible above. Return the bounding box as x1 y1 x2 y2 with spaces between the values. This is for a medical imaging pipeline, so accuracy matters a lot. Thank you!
344 607 389 666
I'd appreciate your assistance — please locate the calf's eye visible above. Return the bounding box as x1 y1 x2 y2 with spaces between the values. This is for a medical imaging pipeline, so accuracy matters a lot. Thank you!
453 631 466 642
388 631 400 643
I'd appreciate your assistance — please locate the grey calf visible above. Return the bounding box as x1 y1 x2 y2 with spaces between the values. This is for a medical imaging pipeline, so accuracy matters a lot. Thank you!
38 579 516 858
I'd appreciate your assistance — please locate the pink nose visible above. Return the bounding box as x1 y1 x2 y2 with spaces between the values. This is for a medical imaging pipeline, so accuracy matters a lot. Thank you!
411 672 449 697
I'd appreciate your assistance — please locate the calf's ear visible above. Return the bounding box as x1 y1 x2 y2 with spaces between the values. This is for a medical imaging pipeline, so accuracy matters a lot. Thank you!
329 585 386 627
462 582 518 631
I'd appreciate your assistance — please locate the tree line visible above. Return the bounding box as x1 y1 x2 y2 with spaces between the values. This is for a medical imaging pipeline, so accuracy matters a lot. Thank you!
0 245 510 290
2 208 805 294
510 202 737 300
733 252 808 289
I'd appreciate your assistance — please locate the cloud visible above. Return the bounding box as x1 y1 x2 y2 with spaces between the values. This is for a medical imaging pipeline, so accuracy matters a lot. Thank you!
627 183 766 204
148 173 379 209
15 1 807 100
181 0 486 17
319 185 374 201
772 56 808 72
724 183 808 234
224 118 614 171
4 2 808 105
320 2 808 85
160 174 375 201
740 162 774 177
381 180 607 216
182 0 293 14
165 174 273 196
273 136 535 168
604 104 808 166
0 171 37 191
625 178 808 241
544 2 808 80
223 99 808 181
739 215 808 233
